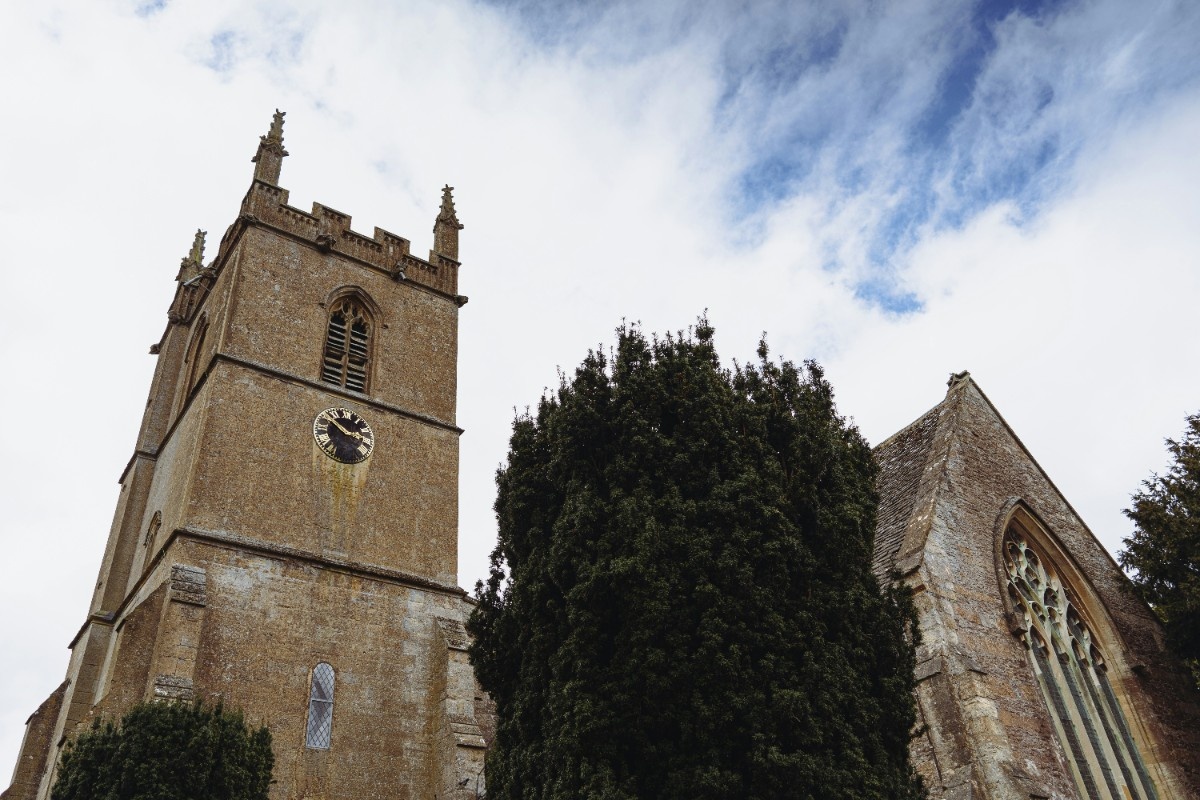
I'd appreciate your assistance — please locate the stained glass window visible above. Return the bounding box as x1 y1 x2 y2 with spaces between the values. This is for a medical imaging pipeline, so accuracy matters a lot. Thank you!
1005 530 1158 800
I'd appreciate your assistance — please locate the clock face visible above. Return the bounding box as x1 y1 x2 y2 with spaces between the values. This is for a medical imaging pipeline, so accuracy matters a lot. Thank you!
313 407 375 464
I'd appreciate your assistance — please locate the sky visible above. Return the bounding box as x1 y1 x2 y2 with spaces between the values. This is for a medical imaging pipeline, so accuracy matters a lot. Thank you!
2 0 1200 781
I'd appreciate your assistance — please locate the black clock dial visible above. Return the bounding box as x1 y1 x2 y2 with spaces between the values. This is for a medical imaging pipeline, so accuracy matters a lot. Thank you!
313 407 375 464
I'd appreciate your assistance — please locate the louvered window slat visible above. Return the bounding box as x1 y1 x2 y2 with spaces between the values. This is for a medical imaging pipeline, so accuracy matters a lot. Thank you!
321 300 371 392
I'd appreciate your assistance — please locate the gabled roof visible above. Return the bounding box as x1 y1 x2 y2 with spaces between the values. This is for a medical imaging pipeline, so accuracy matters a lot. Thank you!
872 401 942 580
870 372 975 580
871 371 1122 581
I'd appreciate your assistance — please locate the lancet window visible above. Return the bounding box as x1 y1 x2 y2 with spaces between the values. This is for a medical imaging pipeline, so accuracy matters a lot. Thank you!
140 511 162 578
1004 529 1159 800
305 662 335 750
321 299 370 392
143 511 161 547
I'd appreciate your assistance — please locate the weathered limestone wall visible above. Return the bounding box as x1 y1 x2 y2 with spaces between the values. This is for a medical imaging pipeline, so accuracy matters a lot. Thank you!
877 377 1200 800
219 225 460 427
0 684 65 800
172 360 460 584
93 584 165 715
162 539 481 800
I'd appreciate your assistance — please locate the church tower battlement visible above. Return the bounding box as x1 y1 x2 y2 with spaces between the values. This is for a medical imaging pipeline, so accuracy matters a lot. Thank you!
3 112 490 800
236 111 464 302
234 181 463 299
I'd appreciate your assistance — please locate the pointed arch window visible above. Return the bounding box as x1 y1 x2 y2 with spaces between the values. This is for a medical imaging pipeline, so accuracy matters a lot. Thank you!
139 511 163 578
321 299 370 393
1005 528 1159 800
143 511 162 547
305 662 335 749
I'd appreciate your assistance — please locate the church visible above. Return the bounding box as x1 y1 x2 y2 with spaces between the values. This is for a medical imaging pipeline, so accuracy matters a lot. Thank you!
875 373 1200 798
3 115 1198 800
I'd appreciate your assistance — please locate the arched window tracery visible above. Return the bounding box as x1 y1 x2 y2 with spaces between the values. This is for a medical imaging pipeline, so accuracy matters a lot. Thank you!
1005 527 1159 800
321 298 370 393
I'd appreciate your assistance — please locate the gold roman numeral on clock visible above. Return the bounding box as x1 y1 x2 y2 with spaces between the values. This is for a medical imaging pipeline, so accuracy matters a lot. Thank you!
313 407 375 463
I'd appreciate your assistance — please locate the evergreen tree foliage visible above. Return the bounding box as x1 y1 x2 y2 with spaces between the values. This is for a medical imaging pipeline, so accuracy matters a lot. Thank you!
1121 413 1200 687
51 701 273 800
468 320 923 800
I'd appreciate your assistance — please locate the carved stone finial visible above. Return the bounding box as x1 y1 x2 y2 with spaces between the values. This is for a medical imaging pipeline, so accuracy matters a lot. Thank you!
433 184 464 260
176 229 207 282
267 109 285 143
188 228 205 265
947 370 971 389
251 109 289 185
437 185 462 227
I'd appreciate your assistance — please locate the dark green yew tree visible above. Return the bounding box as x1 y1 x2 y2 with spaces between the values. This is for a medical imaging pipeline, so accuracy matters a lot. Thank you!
468 320 923 800
51 701 273 800
1121 413 1200 687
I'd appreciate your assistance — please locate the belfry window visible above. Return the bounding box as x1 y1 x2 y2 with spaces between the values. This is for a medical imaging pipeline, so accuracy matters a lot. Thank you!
321 299 370 392
305 662 335 749
1005 530 1159 800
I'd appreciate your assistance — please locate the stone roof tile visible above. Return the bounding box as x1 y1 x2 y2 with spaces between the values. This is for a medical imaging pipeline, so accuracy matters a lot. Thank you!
872 403 942 580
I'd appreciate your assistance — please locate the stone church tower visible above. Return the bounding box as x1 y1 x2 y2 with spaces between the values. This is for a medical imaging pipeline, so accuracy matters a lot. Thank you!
875 373 1200 800
3 112 489 800
8 113 1200 800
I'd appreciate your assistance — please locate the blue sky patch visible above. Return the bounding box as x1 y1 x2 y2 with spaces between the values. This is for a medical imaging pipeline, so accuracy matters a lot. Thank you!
737 151 813 211
205 30 238 73
134 0 166 17
721 19 847 95
853 277 924 315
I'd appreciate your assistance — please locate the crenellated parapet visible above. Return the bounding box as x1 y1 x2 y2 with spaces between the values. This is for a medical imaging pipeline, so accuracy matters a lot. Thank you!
234 178 461 299
169 111 465 326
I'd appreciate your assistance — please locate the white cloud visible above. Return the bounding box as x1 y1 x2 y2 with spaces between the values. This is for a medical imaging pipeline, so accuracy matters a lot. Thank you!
827 88 1200 561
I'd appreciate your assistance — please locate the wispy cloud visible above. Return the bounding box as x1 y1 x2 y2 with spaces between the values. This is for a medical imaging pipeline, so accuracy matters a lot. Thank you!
478 0 1200 308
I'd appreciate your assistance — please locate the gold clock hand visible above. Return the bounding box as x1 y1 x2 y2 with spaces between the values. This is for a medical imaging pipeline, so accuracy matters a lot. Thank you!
328 417 366 441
